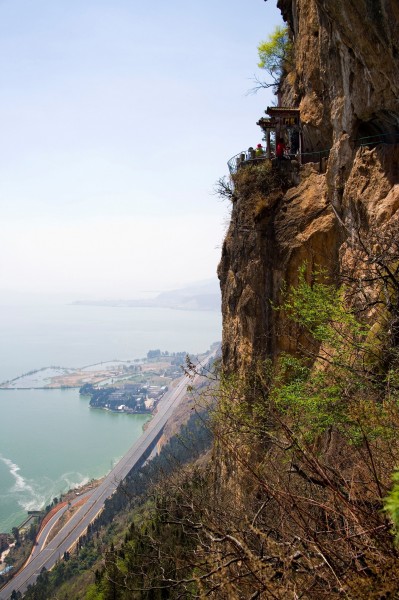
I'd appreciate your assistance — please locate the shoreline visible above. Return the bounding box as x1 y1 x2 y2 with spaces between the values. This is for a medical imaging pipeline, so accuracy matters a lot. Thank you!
8 413 152 537
0 354 182 391
0 386 78 391
0 347 216 535
14 477 105 538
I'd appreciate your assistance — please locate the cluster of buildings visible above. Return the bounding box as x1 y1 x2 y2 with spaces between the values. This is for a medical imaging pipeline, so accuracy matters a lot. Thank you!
81 382 168 413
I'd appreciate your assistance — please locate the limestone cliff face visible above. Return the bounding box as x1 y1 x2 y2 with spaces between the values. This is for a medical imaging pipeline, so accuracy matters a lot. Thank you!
279 0 399 148
218 0 399 373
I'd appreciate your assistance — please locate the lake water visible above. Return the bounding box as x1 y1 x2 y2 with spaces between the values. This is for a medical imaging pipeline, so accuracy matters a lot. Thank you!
0 389 150 532
0 303 222 532
0 304 222 384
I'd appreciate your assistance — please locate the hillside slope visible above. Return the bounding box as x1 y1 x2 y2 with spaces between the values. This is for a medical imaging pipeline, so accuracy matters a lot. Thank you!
214 0 399 597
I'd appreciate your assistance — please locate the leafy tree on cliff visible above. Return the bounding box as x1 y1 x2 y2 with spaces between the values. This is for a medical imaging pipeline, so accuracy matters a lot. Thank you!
251 25 293 92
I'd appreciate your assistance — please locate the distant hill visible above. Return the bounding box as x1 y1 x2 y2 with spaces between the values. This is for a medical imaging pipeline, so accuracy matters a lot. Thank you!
72 279 221 312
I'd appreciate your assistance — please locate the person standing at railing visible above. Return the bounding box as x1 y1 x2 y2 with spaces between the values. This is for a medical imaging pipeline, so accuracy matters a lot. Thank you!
247 147 255 160
255 143 264 157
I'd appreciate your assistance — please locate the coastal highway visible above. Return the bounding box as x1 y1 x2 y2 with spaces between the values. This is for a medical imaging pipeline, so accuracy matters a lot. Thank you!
0 371 193 600
29 489 94 562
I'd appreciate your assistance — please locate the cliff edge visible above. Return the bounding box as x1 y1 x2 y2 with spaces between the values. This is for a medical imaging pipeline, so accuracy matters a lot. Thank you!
219 0 399 375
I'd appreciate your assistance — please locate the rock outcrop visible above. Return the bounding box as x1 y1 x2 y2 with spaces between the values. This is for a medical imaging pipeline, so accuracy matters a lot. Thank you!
219 0 399 374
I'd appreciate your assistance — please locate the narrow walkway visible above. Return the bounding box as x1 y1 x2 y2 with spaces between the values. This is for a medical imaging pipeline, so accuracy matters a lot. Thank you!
228 132 399 175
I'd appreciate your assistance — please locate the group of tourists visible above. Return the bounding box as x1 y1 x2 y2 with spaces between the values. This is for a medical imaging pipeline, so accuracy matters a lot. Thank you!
246 138 289 161
246 143 266 160
234 136 296 172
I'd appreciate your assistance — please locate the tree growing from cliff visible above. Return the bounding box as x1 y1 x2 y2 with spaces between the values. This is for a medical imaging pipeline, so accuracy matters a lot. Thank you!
250 25 293 93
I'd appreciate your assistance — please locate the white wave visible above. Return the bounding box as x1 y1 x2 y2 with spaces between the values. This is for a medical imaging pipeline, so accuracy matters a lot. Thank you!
0 455 31 493
0 456 92 521
21 495 46 512
0 455 44 511
59 472 89 491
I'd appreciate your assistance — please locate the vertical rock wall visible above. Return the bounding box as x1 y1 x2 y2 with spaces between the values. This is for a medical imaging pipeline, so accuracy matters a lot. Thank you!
219 0 399 374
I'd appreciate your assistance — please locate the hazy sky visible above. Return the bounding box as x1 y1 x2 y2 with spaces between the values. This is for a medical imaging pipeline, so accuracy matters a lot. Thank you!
0 0 282 300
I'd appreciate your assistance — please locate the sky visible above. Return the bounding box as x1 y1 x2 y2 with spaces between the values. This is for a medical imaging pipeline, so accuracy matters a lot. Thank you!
0 0 282 301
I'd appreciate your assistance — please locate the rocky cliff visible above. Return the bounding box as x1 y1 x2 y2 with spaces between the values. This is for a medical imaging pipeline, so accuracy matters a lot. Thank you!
219 0 399 374
210 4 399 595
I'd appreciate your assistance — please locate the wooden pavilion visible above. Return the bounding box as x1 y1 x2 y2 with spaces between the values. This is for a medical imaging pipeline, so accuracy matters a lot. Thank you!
257 107 302 160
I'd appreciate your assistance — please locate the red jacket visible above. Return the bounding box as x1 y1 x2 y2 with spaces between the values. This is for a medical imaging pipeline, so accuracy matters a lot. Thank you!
276 142 286 158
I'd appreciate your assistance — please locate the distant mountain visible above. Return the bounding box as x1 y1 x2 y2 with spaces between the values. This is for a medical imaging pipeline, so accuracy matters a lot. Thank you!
72 279 221 312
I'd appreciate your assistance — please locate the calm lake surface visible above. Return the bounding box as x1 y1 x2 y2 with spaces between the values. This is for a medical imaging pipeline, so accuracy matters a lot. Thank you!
0 303 222 531
0 304 221 384
0 389 150 532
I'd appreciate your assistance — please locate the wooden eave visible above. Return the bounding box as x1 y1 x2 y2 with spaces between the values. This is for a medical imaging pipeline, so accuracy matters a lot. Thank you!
266 106 300 118
256 117 276 129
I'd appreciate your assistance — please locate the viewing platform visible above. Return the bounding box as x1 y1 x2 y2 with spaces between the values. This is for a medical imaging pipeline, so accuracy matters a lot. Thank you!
227 147 330 175
227 105 331 175
227 104 399 176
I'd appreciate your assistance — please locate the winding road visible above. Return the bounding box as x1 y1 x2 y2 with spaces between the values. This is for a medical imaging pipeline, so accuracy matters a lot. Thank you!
0 369 195 599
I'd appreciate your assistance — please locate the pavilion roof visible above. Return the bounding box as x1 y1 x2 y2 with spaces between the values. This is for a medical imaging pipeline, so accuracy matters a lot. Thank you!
266 106 300 117
256 117 276 129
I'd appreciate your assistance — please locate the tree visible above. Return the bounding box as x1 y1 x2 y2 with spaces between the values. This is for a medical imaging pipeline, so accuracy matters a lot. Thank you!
93 229 399 598
11 527 20 546
251 25 293 92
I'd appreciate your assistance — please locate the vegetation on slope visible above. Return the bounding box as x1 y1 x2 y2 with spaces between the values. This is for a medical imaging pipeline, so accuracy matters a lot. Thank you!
47 217 399 599
14 410 212 600
19 216 399 599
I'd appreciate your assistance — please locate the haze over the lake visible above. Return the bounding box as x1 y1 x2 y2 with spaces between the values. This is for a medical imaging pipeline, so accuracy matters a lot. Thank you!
0 0 281 534
0 0 281 301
